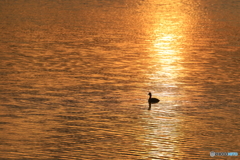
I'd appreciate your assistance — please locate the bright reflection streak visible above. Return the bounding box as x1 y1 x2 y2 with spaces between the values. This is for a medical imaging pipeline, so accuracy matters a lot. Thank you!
144 1 190 158
145 29 183 158
150 31 183 83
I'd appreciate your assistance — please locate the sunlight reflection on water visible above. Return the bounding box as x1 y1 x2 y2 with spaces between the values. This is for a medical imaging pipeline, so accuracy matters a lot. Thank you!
0 0 240 159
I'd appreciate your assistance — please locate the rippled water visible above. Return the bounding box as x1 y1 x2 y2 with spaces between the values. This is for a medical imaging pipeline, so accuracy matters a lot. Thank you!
1 0 240 159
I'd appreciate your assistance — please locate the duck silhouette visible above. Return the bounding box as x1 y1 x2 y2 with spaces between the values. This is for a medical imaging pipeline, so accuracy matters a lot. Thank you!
148 92 160 110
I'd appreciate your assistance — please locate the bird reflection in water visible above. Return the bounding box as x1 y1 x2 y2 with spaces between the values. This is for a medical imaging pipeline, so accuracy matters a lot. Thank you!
148 92 160 110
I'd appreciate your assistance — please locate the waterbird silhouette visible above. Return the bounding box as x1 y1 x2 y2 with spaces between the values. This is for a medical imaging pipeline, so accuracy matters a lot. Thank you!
148 92 160 110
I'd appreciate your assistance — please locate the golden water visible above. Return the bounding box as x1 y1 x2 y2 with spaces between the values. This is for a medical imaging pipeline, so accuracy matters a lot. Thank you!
0 0 240 159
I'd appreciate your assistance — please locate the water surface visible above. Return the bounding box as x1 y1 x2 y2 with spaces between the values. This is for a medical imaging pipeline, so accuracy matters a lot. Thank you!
0 0 240 159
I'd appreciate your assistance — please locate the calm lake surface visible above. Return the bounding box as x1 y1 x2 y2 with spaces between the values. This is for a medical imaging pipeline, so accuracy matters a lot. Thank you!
0 0 240 159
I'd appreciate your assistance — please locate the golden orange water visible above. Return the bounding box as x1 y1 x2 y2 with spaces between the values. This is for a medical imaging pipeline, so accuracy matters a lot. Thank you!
0 0 240 159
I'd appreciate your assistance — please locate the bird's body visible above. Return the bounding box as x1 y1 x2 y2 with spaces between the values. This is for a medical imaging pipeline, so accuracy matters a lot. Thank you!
148 92 160 110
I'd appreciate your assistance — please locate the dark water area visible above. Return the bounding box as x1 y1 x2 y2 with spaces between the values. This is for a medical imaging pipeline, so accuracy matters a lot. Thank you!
0 0 240 159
